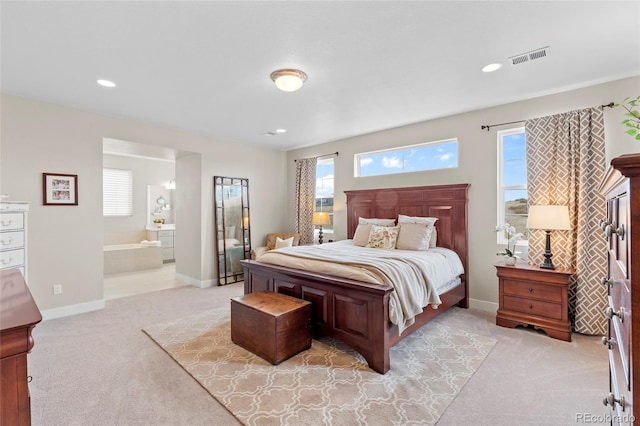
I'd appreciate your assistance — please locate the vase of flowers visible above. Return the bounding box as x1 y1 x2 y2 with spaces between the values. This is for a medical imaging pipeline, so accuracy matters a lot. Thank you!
495 223 524 266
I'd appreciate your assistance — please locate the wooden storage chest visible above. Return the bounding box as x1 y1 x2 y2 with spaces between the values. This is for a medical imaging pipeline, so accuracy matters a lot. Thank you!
230 291 312 364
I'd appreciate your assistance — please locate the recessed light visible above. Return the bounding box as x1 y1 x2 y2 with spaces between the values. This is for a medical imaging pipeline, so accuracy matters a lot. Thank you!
97 79 116 88
275 128 286 133
482 63 503 73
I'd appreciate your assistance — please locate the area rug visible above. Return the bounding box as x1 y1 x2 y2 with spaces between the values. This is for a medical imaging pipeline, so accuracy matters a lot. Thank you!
143 308 496 426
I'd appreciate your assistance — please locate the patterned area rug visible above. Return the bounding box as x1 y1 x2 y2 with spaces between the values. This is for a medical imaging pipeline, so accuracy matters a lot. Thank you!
143 308 496 426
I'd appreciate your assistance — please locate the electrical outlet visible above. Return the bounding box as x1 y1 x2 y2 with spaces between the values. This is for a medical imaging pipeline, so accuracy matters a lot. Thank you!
53 284 62 295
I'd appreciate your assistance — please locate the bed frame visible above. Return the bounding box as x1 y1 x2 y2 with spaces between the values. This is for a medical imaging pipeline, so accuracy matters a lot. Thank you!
240 183 470 373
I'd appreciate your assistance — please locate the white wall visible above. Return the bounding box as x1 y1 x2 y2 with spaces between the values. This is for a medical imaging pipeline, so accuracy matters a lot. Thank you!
103 153 175 245
286 75 640 312
0 93 288 315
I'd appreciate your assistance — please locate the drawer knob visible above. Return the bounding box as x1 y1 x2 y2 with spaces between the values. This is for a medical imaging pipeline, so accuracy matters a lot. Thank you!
603 393 626 410
528 287 534 293
0 258 12 265
601 336 617 349
605 224 625 240
0 219 13 226
529 304 533 309
605 306 625 323
0 238 12 246
599 219 610 230
600 277 613 287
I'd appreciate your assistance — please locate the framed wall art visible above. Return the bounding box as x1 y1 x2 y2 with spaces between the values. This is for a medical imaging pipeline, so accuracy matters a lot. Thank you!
43 173 78 206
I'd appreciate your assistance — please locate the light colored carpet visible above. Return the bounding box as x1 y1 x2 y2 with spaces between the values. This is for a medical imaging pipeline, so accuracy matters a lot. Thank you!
143 308 497 426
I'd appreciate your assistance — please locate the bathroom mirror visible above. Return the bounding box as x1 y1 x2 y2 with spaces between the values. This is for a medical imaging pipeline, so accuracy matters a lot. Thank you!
214 176 251 285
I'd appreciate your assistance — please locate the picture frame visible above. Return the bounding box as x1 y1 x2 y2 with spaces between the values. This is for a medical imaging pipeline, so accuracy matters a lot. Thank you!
43 173 78 206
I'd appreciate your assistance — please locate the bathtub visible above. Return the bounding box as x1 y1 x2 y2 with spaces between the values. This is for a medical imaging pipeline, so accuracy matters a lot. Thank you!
104 243 163 275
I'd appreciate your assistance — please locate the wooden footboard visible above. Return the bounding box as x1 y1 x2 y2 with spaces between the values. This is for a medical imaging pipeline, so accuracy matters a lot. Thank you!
241 259 466 373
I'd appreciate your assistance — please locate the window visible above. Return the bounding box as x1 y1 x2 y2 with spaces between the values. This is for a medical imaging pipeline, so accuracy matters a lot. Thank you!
103 168 133 216
315 158 334 232
497 128 528 244
355 139 458 177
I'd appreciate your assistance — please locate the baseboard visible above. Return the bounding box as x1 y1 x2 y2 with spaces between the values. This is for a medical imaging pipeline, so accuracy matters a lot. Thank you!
175 272 216 288
41 299 105 321
468 298 498 313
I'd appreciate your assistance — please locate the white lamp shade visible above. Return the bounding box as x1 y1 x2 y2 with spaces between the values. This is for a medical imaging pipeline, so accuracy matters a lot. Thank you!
526 205 571 230
312 212 330 226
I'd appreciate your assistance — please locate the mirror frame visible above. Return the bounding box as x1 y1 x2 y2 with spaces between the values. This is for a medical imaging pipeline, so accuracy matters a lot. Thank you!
214 176 251 285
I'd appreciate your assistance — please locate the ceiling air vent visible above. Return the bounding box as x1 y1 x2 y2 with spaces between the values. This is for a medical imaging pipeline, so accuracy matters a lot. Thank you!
509 46 550 66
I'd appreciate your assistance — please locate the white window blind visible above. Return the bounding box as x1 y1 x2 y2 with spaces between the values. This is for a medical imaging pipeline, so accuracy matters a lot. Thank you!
103 168 132 216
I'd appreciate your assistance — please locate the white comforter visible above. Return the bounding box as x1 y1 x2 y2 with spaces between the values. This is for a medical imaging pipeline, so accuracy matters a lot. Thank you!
256 240 464 334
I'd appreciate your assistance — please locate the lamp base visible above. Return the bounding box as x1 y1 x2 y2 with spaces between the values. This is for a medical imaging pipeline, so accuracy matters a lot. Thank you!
318 226 324 245
539 230 556 270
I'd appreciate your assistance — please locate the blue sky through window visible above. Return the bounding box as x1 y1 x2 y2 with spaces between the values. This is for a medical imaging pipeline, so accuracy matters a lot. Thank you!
357 140 458 177
502 132 526 201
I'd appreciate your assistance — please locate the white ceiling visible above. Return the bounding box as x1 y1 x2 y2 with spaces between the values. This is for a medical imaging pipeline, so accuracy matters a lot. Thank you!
2 1 639 152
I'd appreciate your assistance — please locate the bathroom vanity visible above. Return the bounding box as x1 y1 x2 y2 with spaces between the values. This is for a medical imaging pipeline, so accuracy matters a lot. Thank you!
146 224 175 263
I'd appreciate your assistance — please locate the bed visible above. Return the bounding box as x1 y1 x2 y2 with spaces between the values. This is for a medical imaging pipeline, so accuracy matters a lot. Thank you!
240 183 470 373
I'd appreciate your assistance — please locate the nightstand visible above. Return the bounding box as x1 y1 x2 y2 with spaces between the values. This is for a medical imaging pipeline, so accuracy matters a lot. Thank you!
495 262 574 341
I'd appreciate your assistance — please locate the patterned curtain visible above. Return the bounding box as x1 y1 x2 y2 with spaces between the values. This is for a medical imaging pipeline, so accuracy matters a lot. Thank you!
295 157 317 245
525 107 607 335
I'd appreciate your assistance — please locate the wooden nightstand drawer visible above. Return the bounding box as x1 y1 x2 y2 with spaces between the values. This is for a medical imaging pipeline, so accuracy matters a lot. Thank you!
503 295 563 320
496 263 573 342
503 280 562 303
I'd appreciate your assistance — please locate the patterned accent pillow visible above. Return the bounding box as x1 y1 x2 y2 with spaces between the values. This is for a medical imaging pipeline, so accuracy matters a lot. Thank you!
366 225 399 249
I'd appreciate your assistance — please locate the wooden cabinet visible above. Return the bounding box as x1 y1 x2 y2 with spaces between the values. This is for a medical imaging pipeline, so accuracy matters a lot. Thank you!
599 153 640 425
146 229 175 263
0 268 42 426
0 202 29 281
496 262 573 341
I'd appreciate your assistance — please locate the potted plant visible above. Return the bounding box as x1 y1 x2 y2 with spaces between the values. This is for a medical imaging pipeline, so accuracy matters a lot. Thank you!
618 95 640 140
495 223 524 266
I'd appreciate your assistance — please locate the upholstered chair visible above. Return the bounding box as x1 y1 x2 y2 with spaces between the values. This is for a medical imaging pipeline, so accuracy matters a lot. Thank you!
250 232 300 260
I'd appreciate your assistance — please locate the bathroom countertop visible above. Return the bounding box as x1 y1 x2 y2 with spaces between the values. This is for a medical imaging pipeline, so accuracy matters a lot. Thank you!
146 224 175 231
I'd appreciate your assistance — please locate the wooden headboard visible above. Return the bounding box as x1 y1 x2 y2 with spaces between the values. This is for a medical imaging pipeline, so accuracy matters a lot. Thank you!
344 183 470 281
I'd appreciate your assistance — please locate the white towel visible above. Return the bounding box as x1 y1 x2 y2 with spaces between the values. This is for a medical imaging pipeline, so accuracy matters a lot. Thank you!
140 240 161 247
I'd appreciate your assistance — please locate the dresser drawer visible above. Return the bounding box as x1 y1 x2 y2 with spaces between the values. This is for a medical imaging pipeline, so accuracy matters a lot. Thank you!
162 247 174 260
503 295 563 320
0 231 25 250
503 280 563 303
0 213 24 231
158 230 174 238
0 248 25 269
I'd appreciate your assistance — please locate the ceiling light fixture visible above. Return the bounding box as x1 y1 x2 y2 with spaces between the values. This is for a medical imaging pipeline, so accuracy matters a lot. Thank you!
97 79 116 87
270 69 307 92
482 63 503 73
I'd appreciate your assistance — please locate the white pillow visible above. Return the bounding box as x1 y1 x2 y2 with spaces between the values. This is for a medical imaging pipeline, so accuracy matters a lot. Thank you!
274 236 294 249
359 217 396 226
366 225 399 249
396 223 432 251
397 215 438 225
430 227 437 248
353 224 373 247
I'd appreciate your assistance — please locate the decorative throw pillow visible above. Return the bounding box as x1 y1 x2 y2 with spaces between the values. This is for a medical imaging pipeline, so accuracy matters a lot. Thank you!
274 236 294 249
366 225 399 249
396 223 432 251
353 224 373 247
359 217 396 226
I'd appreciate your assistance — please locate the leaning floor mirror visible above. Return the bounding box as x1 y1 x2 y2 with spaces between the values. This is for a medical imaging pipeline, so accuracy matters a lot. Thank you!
214 176 251 285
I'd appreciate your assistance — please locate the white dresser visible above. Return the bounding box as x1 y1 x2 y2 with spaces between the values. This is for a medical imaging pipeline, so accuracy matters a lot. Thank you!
0 202 29 281
146 229 175 263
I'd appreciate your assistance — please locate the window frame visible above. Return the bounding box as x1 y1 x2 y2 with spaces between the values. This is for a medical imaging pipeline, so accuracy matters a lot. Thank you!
103 168 133 217
497 127 528 245
315 157 334 234
354 138 458 178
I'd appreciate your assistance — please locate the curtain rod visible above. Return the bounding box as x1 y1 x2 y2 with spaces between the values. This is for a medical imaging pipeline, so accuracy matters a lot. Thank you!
294 151 339 162
480 102 615 132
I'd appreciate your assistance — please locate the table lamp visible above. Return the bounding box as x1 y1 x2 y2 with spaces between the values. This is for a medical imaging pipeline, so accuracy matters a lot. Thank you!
312 212 330 244
526 205 571 270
